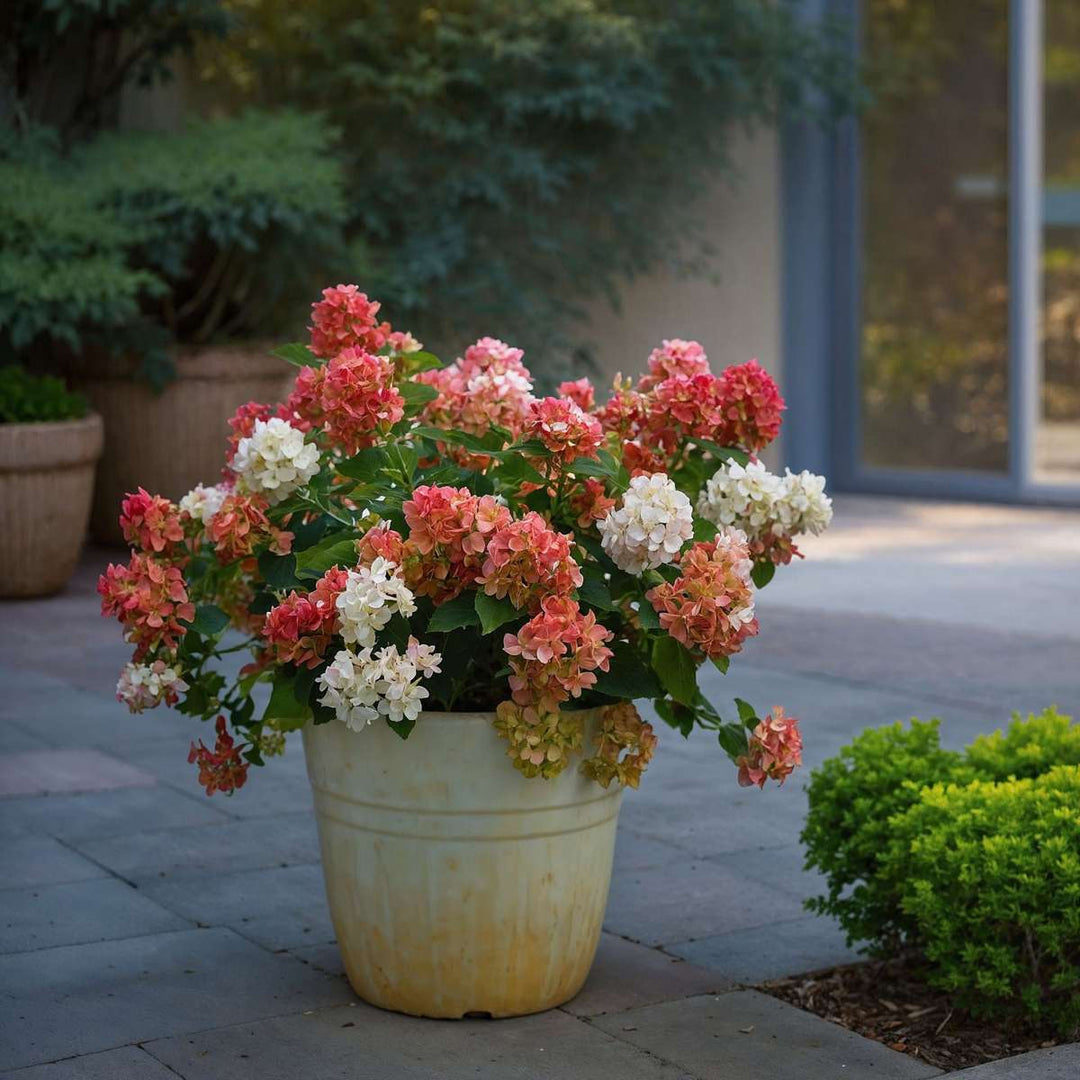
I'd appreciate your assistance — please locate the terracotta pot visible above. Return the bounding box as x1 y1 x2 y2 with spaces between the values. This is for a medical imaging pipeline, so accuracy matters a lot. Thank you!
0 414 104 597
74 344 293 544
303 709 622 1019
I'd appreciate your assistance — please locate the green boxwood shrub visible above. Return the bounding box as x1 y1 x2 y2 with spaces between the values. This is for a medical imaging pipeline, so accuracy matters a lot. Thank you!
891 766 1080 1037
966 706 1080 780
0 366 88 423
801 718 971 952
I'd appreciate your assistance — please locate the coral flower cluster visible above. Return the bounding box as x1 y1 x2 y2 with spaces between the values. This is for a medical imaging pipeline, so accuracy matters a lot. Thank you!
188 717 249 796
119 489 185 556
263 566 350 668
477 512 583 610
646 532 759 660
309 284 391 359
737 706 804 788
525 396 603 467
98 554 195 660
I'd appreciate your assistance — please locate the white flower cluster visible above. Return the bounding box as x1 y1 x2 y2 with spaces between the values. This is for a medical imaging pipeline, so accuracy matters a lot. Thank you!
335 557 417 648
697 461 832 540
318 638 442 731
178 482 229 524
116 660 188 713
598 472 694 574
232 418 319 504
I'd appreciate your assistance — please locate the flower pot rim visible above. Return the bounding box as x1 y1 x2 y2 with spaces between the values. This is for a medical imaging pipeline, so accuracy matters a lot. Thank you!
312 705 608 726
0 411 103 434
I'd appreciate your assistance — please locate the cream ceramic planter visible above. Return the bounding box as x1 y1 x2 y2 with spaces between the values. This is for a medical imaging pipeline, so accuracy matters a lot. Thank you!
0 414 104 597
303 709 622 1018
73 344 293 544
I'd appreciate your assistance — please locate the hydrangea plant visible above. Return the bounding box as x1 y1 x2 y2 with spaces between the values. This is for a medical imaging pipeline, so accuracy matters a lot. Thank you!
99 285 832 796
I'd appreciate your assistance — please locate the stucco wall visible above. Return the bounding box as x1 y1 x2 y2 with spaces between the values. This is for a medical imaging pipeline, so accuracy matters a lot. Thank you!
582 129 782 393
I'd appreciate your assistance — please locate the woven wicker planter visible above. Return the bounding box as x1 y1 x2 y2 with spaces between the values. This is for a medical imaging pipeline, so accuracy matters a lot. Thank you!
74 344 292 544
0 414 104 597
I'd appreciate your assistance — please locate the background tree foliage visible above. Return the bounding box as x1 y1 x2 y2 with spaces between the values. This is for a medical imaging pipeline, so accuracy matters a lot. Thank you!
200 0 861 379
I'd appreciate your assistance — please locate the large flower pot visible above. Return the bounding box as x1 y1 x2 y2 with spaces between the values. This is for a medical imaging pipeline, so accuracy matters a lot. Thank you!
0 414 104 597
73 344 292 544
303 709 622 1018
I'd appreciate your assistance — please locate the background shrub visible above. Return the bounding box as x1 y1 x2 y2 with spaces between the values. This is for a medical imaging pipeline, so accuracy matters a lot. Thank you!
891 766 1080 1037
966 706 1080 780
801 717 970 952
198 0 863 379
0 366 89 423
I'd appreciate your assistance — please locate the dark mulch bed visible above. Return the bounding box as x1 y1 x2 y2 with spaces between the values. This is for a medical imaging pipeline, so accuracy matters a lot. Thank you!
761 955 1060 1072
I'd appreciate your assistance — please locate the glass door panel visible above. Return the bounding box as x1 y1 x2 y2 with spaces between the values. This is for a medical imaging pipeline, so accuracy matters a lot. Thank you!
859 0 1011 472
1039 0 1080 484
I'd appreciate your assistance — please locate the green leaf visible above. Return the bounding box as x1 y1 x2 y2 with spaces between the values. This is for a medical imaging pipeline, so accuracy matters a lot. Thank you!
735 697 759 727
337 447 389 481
404 350 441 372
410 424 506 454
258 550 301 590
577 568 614 612
652 635 699 706
474 591 520 635
711 654 730 674
386 716 416 740
271 342 317 367
566 455 612 478
187 604 229 637
751 560 776 589
428 593 481 632
398 380 439 416
295 535 360 578
635 597 661 629
654 696 695 737
593 641 663 700
388 442 419 484
694 439 750 467
262 670 312 731
692 516 718 543
493 454 547 487
717 722 749 761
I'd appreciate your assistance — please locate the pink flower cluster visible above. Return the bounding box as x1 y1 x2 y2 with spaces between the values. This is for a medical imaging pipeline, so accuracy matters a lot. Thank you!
716 359 785 453
525 396 603 468
262 566 350 668
737 706 803 788
557 377 596 411
401 485 511 602
417 337 535 465
503 595 614 713
289 349 404 455
188 716 249 796
119 488 184 556
569 477 617 530
207 493 292 565
309 284 390 359
477 512 583 611
98 554 195 660
639 338 711 390
356 522 405 566
646 537 759 660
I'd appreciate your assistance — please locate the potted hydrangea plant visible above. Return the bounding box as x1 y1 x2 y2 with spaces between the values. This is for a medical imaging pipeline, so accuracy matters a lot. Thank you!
0 367 103 597
99 285 831 1018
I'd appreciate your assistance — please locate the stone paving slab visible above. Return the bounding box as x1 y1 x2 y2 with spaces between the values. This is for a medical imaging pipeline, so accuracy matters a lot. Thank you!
0 784 230 841
143 1000 695 1080
0 830 108 890
941 1043 1080 1077
591 990 941 1079
604 857 805 947
0 878 189 954
563 932 730 1017
0 1046 176 1079
667 915 859 984
71 811 321 882
0 748 156 797
139 862 334 951
0 927 352 1072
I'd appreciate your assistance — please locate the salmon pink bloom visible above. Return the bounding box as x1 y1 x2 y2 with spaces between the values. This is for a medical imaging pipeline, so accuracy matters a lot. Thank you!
356 522 405 566
188 716 249 796
386 330 422 354
502 595 613 713
646 533 758 660
98 554 195 660
309 284 391 359
737 706 803 788
478 512 583 610
526 396 603 467
622 439 667 476
315 348 404 454
557 377 596 412
569 477 617 530
206 493 292 565
716 359 785 453
119 488 185 556
595 378 648 441
263 566 350 668
645 372 727 449
639 338 711 391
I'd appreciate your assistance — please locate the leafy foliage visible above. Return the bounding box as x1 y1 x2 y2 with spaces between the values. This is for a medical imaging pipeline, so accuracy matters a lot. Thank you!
965 705 1080 781
0 365 88 423
0 113 349 385
802 718 971 953
201 0 863 380
888 767 1080 1036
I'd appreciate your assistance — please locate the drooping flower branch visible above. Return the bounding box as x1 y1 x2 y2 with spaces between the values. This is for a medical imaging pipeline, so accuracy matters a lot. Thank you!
98 283 831 796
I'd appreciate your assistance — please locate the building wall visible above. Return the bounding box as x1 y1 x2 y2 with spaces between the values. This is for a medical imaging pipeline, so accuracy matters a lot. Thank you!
582 129 783 394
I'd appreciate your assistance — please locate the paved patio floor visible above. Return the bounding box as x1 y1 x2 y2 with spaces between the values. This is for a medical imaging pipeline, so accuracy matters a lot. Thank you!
2 495 1079 1078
